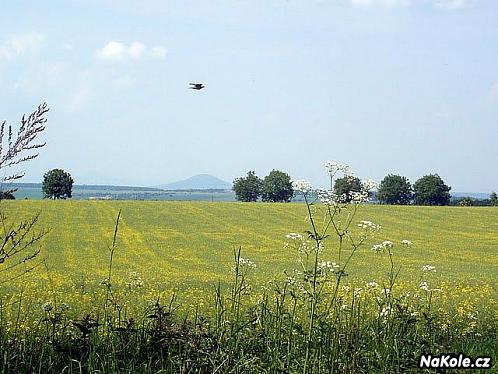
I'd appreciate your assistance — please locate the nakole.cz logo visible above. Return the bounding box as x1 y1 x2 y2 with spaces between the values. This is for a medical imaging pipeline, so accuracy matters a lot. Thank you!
419 353 492 369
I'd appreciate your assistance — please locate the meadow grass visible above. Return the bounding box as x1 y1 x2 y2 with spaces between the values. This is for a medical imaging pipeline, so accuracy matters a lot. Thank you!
0 200 496 373
2 200 497 287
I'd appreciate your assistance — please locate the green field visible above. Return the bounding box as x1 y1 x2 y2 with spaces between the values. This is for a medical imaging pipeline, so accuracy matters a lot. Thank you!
1 200 497 372
2 200 497 294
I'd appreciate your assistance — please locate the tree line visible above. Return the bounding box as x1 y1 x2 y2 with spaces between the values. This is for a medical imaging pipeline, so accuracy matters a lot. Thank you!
233 170 498 206
233 170 294 202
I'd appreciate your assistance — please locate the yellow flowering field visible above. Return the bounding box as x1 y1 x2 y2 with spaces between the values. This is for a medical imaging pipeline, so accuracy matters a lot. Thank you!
0 200 497 321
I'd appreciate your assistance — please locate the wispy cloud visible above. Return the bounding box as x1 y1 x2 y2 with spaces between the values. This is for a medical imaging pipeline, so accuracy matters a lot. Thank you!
0 32 45 60
97 41 167 61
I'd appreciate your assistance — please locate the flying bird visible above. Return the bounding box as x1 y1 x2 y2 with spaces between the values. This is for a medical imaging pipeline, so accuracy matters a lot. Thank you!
189 83 205 90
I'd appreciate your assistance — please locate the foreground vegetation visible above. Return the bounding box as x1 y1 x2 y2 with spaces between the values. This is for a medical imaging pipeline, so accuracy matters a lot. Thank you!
0 199 496 372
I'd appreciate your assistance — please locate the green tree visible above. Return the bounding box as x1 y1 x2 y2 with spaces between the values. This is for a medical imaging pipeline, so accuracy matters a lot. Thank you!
42 169 74 199
490 192 498 206
377 174 412 205
0 191 15 200
413 174 451 206
261 170 293 202
333 176 362 203
233 171 262 202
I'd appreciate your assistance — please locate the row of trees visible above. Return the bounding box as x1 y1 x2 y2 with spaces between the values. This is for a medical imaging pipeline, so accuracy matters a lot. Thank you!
234 170 497 206
331 173 452 205
376 174 497 206
377 174 452 205
233 170 293 202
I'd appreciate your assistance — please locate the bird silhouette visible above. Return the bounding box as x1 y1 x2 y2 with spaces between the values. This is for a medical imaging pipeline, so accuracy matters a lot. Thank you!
189 83 205 90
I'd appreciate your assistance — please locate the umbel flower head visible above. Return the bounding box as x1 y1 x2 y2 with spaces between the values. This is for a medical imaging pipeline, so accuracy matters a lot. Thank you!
293 180 313 194
324 161 354 177
422 265 436 272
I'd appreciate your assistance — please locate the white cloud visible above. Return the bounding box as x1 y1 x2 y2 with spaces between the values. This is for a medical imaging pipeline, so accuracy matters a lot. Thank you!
0 33 45 60
127 42 145 59
433 0 466 9
97 41 166 61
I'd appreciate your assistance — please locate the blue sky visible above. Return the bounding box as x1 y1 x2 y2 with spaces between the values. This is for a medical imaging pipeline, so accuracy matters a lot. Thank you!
0 0 497 192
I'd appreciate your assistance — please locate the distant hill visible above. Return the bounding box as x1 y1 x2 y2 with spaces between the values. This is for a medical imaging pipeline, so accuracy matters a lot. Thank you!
155 174 231 190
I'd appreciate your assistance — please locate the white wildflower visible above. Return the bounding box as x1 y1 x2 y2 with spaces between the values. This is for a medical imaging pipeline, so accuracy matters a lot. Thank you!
287 276 297 286
318 261 339 274
100 277 111 287
293 180 313 194
317 188 337 205
353 288 363 298
371 241 393 252
379 306 393 318
422 265 436 272
239 257 256 268
286 233 302 240
466 312 477 320
362 179 378 191
371 244 384 252
419 281 430 292
297 240 314 255
232 257 257 273
366 281 379 289
358 220 381 231
401 239 412 247
324 161 354 177
350 190 369 204
128 272 144 288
